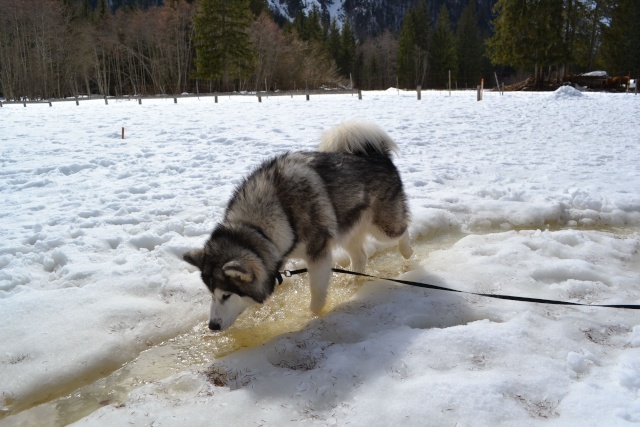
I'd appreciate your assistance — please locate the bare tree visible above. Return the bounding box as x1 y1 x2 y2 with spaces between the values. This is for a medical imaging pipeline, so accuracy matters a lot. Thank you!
251 12 289 90
0 0 72 99
357 31 398 89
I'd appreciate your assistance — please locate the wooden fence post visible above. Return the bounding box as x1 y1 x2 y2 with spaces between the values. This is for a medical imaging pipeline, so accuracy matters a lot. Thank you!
104 96 108 105
174 97 177 103
258 95 262 102
215 95 218 103
75 96 79 106
122 127 125 139
358 89 362 100
306 93 310 101
138 97 142 105
417 85 421 100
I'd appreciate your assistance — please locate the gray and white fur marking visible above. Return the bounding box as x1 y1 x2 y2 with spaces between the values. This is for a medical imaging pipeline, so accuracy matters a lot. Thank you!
184 121 412 331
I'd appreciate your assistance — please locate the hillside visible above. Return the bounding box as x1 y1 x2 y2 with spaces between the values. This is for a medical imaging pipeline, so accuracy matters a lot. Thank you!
99 0 497 38
269 0 496 38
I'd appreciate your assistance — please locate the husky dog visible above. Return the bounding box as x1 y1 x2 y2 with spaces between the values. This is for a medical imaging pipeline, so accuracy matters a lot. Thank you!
183 121 412 330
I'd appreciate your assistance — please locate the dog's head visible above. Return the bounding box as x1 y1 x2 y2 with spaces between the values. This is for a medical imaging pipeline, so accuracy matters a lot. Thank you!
183 247 264 330
183 228 275 331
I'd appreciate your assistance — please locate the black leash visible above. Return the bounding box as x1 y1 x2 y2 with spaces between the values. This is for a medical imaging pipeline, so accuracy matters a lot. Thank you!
280 268 640 310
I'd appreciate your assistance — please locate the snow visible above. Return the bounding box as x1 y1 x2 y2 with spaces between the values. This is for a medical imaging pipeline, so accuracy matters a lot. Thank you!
552 85 584 98
581 71 609 77
268 1 346 26
1 89 640 426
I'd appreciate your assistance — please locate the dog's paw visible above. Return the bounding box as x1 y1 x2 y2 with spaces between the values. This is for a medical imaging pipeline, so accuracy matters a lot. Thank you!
398 231 413 259
400 245 413 259
350 258 366 273
309 298 326 314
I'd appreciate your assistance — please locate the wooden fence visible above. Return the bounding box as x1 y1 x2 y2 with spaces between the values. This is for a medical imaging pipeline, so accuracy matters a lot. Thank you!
0 88 360 107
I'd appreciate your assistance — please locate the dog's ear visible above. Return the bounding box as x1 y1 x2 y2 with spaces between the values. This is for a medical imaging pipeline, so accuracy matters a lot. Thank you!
183 249 205 269
222 260 253 283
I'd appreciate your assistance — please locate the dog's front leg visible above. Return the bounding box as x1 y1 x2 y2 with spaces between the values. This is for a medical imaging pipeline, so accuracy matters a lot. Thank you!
307 254 333 313
398 230 413 259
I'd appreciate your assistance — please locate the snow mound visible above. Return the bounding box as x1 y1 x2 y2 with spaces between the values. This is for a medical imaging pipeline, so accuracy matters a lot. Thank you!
581 71 608 77
553 85 584 98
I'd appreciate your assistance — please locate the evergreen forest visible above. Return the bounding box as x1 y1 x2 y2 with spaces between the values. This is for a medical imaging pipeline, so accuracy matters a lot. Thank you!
1 0 638 100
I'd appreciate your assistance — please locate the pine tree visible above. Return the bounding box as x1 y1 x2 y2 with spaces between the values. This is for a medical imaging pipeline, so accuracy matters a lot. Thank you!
327 18 341 64
599 0 640 76
411 0 430 53
192 0 255 88
98 0 110 18
396 0 431 88
293 5 323 42
456 0 483 89
430 4 457 88
249 0 269 17
487 0 564 86
397 14 417 88
81 0 92 19
579 0 616 72
338 20 356 78
307 5 325 42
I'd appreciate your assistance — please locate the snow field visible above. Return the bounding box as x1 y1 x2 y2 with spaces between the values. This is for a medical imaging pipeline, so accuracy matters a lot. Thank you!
1 88 639 425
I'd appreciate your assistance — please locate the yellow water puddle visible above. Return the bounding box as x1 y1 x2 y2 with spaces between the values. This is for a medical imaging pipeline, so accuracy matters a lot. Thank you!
2 234 462 426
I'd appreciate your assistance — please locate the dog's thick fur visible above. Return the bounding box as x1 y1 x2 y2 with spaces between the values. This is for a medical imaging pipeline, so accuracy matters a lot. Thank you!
184 121 412 330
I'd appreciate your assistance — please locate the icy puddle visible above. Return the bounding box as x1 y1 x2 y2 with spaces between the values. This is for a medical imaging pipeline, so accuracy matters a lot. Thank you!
3 234 464 426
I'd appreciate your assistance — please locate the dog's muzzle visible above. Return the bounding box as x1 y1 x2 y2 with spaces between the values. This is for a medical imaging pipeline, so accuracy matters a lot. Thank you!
208 320 221 331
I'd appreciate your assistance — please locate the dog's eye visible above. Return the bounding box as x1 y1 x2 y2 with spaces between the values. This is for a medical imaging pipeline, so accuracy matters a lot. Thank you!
221 293 231 302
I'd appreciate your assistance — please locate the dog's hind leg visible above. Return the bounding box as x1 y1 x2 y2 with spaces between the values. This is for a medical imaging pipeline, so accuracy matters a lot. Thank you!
345 235 367 273
347 245 367 273
371 197 412 260
307 253 333 313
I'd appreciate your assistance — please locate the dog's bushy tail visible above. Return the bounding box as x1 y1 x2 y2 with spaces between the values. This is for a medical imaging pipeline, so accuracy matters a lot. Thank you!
318 121 399 158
